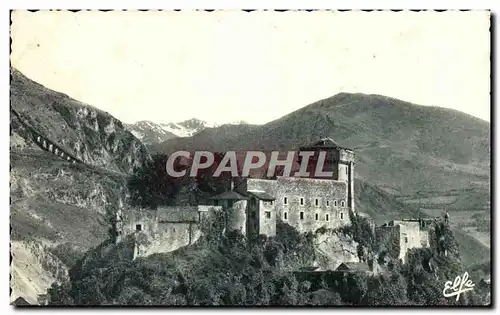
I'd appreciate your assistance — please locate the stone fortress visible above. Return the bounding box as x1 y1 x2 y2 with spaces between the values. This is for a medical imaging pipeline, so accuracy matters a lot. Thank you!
115 137 430 265
209 137 356 237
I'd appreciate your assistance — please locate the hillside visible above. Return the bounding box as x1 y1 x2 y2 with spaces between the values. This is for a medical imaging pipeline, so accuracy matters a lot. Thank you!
11 68 150 174
152 93 491 254
10 68 151 303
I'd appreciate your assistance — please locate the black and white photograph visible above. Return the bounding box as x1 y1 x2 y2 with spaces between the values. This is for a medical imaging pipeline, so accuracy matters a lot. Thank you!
8 9 492 307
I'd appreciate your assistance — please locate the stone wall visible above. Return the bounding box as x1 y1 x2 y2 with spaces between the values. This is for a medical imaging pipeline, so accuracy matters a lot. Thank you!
121 208 159 239
258 200 276 236
139 222 201 256
246 177 350 233
119 206 221 258
420 230 430 247
376 220 430 264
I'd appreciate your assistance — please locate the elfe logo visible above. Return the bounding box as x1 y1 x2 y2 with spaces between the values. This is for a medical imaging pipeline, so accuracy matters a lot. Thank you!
442 272 475 301
165 150 343 178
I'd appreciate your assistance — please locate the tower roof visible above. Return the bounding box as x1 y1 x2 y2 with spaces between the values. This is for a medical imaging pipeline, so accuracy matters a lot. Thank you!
246 190 275 201
209 191 248 200
301 137 340 149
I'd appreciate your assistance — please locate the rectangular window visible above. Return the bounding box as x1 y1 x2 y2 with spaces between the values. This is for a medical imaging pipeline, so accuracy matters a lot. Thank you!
284 197 288 205
340 213 344 220
283 212 288 220
315 199 319 207
300 212 304 220
405 237 409 244
326 214 330 222
315 213 319 221
300 198 304 206
346 168 348 175
265 212 271 219
334 200 337 207
136 224 143 231
341 201 345 207
326 200 330 207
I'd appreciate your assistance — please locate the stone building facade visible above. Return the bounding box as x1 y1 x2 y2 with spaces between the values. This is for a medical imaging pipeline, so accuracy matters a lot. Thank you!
116 137 356 256
210 137 356 238
115 205 220 258
375 219 430 264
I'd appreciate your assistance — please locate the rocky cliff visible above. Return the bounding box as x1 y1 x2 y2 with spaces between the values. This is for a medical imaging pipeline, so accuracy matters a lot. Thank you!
10 68 150 174
10 68 151 304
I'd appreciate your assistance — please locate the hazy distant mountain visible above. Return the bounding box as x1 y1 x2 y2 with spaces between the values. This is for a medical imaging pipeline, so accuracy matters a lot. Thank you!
125 118 250 145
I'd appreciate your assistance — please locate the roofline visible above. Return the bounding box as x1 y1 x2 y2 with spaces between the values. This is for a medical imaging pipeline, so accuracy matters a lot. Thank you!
298 145 354 152
246 191 276 201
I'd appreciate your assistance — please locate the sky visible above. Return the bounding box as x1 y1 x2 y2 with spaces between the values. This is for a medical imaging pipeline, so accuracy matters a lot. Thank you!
10 10 491 124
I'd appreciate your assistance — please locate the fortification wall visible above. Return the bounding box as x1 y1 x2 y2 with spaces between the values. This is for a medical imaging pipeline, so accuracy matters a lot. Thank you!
245 177 350 234
258 200 276 236
274 177 349 233
121 206 221 258
121 209 159 238
400 221 422 251
139 222 202 256
419 230 430 247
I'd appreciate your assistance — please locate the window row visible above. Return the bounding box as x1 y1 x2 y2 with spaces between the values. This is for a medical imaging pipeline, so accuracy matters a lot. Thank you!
283 196 345 207
282 211 344 221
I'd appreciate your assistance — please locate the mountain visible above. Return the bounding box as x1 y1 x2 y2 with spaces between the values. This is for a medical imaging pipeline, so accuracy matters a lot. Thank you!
152 92 491 253
125 118 251 145
11 68 150 174
10 68 151 303
124 121 179 145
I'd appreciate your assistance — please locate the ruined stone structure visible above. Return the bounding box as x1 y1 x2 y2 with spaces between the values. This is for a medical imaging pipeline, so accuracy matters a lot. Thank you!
210 137 355 238
376 219 431 264
115 205 221 258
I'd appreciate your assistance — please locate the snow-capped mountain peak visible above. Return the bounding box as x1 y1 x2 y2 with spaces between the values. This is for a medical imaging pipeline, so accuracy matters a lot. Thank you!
125 118 247 145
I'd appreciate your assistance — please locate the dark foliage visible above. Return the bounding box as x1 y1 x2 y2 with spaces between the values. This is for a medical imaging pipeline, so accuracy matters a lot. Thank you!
48 217 489 306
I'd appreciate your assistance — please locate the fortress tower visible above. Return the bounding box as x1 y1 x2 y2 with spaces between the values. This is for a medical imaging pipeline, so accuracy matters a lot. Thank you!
298 137 355 212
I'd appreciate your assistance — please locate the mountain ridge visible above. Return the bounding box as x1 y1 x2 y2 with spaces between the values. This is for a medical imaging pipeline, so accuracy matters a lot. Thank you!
125 118 252 145
149 91 490 250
